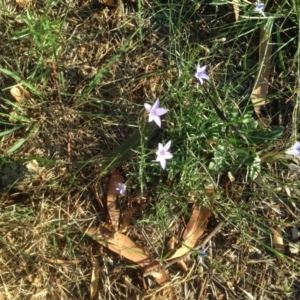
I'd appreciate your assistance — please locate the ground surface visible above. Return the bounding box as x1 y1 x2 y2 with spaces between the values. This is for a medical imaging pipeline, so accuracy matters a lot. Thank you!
0 0 300 299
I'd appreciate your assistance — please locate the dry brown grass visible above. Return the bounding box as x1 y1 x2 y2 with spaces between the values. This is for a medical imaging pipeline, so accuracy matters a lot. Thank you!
0 0 300 299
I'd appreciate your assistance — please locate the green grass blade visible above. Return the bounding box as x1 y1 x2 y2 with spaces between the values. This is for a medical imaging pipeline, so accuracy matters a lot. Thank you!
100 119 156 177
7 138 27 154
0 126 22 138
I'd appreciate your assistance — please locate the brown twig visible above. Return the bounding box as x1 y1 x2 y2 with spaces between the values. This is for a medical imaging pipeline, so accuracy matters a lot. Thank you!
197 275 209 300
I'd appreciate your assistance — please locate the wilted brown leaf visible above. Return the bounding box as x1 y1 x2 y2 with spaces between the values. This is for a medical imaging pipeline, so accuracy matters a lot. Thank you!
166 206 210 260
10 85 31 103
107 169 123 231
87 226 170 285
100 0 119 7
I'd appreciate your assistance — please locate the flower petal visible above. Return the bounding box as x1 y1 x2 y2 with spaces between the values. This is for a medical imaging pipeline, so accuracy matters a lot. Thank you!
286 142 300 157
148 114 155 122
164 152 173 159
159 157 166 169
153 115 161 127
198 65 207 73
144 103 151 110
197 77 203 85
152 99 160 110
155 108 168 116
163 140 172 151
286 149 300 157
201 74 209 80
291 141 300 150
158 143 164 151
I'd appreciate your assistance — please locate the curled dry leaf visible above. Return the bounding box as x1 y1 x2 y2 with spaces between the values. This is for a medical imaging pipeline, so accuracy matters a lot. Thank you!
166 206 211 261
10 85 31 103
107 169 123 231
87 227 170 285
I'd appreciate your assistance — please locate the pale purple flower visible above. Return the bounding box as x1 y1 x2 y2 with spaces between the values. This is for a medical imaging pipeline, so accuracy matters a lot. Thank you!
195 64 209 85
286 142 300 158
116 183 126 195
156 141 173 169
255 2 265 17
144 99 168 127
197 246 209 265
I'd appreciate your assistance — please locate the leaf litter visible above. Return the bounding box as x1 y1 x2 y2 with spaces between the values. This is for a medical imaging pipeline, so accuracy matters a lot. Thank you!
91 165 211 293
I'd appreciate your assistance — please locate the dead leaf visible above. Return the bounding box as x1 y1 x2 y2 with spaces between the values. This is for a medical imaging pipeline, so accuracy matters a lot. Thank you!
16 0 31 7
269 228 285 254
90 256 99 299
166 206 210 261
10 85 31 103
87 226 170 285
119 207 135 233
107 169 123 231
251 25 272 119
100 0 119 7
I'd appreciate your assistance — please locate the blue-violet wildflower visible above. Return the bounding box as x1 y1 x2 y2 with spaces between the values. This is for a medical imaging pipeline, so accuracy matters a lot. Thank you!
144 99 168 128
286 141 300 158
198 246 209 265
156 141 173 169
116 183 126 195
195 64 209 85
255 2 265 17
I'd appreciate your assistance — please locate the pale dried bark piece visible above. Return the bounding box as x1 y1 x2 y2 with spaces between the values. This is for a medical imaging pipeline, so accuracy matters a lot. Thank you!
269 227 285 254
16 0 31 7
166 206 210 261
10 85 31 103
87 227 170 286
232 0 240 21
251 23 273 120
90 256 99 299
